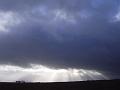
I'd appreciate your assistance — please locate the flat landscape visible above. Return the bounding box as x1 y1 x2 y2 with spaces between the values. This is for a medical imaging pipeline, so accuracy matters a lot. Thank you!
0 80 120 90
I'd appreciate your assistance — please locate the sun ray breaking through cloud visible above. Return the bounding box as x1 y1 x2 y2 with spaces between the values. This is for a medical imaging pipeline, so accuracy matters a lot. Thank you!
0 64 107 82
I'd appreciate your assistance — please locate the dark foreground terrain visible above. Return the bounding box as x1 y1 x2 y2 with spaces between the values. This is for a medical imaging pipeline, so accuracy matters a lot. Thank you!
0 80 120 90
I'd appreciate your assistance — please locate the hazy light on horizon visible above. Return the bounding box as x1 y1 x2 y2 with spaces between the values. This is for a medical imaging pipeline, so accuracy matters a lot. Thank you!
0 64 107 82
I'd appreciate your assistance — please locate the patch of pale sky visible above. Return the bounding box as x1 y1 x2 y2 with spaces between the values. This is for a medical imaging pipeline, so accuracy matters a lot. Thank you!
0 11 22 32
0 64 107 82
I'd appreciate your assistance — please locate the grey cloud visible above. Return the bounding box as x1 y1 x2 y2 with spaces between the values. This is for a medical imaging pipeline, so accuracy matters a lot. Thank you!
0 0 120 79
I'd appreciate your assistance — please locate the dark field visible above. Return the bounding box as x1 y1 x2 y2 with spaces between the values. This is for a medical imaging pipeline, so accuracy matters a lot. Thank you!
0 80 120 90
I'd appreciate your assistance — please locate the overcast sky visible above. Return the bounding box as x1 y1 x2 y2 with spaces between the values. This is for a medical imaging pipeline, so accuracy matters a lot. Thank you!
0 0 120 81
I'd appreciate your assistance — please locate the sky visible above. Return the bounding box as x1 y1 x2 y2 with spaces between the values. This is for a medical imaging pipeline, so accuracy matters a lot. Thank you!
0 0 120 82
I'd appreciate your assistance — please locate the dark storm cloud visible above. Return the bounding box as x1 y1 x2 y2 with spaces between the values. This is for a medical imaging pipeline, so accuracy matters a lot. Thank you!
0 0 120 79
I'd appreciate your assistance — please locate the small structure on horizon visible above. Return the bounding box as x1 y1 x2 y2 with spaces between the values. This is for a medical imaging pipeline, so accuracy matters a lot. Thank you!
16 80 26 84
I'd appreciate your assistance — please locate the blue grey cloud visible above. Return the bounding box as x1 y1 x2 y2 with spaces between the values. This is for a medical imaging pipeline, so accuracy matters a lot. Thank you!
0 0 120 80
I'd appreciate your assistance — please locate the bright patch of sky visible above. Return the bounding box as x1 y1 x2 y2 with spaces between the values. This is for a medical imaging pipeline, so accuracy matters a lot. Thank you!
0 64 107 82
113 10 120 22
0 11 22 32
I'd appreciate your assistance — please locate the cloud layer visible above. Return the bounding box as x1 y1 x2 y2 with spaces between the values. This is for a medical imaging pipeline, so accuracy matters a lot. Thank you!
0 64 107 82
0 0 120 80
